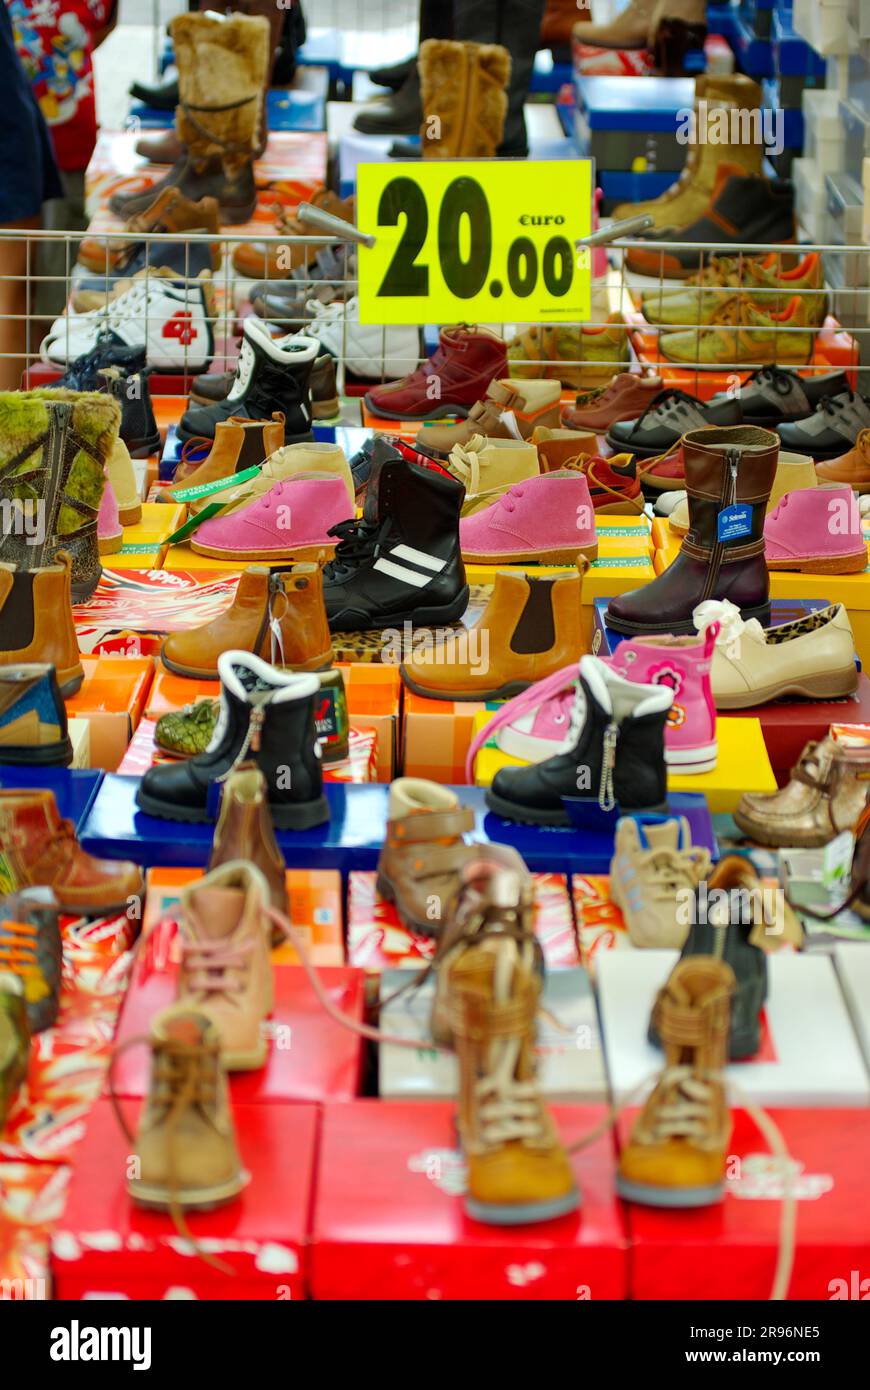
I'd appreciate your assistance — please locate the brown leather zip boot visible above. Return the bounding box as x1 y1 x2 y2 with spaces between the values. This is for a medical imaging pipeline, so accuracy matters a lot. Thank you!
161 562 334 680
209 765 288 920
0 554 83 697
607 426 778 636
400 566 585 701
77 188 220 275
160 414 285 502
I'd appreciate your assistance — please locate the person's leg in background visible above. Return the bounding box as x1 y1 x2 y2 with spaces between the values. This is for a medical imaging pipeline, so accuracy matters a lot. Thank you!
354 0 454 135
0 217 39 391
453 0 547 156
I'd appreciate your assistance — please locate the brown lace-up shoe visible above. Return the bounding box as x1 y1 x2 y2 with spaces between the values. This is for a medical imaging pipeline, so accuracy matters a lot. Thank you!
618 957 735 1207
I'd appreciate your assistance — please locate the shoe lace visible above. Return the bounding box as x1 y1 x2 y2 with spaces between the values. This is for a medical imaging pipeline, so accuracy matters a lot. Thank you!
790 741 832 793
644 1065 720 1143
179 435 212 465
583 455 646 513
446 435 487 494
475 1033 548 1147
641 846 712 902
324 513 392 580
636 388 699 425
180 933 255 999
464 663 578 783
745 364 799 396
693 597 765 649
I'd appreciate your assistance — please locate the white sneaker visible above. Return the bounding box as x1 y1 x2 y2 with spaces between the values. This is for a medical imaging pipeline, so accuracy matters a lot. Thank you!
41 277 214 370
271 296 420 380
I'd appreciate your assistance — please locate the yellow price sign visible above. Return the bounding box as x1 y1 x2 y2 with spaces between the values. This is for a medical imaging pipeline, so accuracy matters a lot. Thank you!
356 159 593 326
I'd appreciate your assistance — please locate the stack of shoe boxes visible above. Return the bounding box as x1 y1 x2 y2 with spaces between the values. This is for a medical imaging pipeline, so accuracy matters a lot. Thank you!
573 75 693 212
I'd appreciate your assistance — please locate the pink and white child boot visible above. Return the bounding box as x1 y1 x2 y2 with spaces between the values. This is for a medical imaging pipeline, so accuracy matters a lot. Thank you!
97 463 123 556
764 486 867 574
608 624 719 774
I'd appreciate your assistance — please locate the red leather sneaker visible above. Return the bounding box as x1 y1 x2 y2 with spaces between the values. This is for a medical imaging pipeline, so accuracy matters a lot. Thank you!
638 441 687 491
364 326 508 421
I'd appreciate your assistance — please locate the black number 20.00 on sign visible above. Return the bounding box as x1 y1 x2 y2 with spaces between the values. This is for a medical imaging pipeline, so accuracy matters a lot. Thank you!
376 175 574 301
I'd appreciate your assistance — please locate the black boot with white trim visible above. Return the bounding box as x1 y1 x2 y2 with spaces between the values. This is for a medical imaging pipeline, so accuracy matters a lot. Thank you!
178 318 318 444
322 451 469 632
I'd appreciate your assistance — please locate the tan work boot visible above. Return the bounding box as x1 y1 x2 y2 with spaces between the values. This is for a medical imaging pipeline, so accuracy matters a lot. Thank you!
400 567 585 702
125 1006 246 1212
177 861 274 1070
613 75 764 230
418 39 510 158
444 435 540 515
161 415 285 504
161 562 333 681
77 188 221 276
0 554 84 697
376 778 477 937
609 815 711 948
816 429 870 494
734 734 870 848
617 957 734 1207
420 379 562 458
507 319 629 390
576 0 656 47
209 766 288 922
434 851 579 1224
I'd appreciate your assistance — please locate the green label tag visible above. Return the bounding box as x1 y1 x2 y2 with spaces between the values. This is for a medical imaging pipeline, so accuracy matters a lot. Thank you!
165 501 227 545
170 464 261 503
120 543 161 554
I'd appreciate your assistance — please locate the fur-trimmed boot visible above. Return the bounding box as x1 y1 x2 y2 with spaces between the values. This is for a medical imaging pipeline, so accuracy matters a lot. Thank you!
418 39 511 159
110 11 270 223
0 390 119 603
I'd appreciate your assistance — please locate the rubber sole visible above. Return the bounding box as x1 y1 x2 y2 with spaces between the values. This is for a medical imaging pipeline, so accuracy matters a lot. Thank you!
362 395 470 422
129 1174 248 1210
484 788 572 827
766 551 868 575
616 1175 724 1207
0 738 73 767
715 667 859 709
465 1188 581 1225
313 397 340 419
605 601 771 637
58 669 84 698
127 432 162 459
593 498 646 515
98 534 123 556
638 473 686 492
399 667 532 703
460 543 598 566
328 585 470 634
118 503 143 526
135 787 330 830
189 540 336 563
604 432 673 460
160 646 334 682
71 571 102 604
665 742 717 774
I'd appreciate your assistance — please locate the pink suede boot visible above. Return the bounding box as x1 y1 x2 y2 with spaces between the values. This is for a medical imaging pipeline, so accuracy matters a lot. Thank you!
764 485 867 574
459 471 599 564
98 465 123 556
608 625 718 773
190 475 354 562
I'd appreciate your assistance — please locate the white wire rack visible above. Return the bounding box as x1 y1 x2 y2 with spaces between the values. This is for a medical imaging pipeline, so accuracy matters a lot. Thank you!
0 226 866 398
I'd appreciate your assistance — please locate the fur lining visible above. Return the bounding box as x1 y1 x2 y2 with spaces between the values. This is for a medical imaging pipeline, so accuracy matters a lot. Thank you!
419 39 510 158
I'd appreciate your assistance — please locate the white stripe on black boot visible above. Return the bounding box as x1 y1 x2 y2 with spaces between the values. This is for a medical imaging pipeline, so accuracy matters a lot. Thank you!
486 655 672 827
136 650 329 829
178 319 318 444
322 451 469 631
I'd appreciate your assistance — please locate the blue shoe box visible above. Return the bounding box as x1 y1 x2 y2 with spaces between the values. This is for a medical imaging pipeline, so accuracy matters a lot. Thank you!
598 169 679 204
0 767 103 835
574 76 694 172
78 777 716 876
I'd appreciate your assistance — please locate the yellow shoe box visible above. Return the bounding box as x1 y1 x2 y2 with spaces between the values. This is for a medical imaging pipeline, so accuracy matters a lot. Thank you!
161 542 248 572
109 503 185 570
469 710 776 813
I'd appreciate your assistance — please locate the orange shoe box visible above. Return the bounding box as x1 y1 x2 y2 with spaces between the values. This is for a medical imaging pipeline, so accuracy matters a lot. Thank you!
65 655 154 771
142 865 345 966
145 661 399 781
402 688 489 783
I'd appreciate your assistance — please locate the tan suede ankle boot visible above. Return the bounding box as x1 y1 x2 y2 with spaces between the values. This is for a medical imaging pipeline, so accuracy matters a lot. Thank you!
418 39 510 158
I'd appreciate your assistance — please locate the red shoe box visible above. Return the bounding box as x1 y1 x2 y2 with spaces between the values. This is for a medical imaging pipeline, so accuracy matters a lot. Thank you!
0 1161 70 1296
52 1099 317 1300
310 1101 628 1300
622 1107 870 1300
724 675 870 786
111 957 365 1104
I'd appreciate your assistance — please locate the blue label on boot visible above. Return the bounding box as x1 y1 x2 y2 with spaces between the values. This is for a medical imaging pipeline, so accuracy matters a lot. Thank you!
717 504 752 542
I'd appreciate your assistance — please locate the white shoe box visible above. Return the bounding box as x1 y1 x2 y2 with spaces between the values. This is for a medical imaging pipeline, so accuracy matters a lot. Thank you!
802 88 846 170
598 949 870 1107
833 942 870 1078
791 157 828 244
379 966 609 1102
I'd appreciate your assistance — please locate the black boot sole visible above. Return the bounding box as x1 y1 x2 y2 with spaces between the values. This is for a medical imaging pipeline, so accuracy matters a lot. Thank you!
400 668 532 702
328 585 470 634
71 570 103 604
604 431 676 459
362 395 471 422
125 432 161 458
0 739 73 767
605 602 770 637
484 789 571 827
136 786 330 829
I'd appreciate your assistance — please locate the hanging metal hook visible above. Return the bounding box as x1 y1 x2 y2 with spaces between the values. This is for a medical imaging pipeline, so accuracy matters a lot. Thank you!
576 214 655 248
296 203 377 248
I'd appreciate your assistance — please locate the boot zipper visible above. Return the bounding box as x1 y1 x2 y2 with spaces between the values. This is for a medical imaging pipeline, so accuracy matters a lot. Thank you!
253 572 286 665
32 401 72 570
698 446 738 604
598 722 618 812
452 50 473 155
